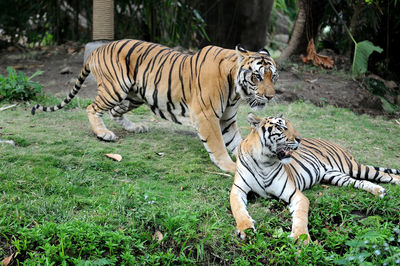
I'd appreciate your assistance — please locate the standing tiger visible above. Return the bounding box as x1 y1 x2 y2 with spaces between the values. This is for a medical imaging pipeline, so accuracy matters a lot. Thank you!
230 113 400 243
31 39 278 173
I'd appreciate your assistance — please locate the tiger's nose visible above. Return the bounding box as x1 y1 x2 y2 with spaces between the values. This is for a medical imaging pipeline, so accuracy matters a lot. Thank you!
265 95 274 100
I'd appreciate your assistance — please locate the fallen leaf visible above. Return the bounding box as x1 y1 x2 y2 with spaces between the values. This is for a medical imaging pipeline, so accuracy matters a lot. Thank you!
395 120 400 126
321 184 330 189
59 66 72 74
153 230 164 243
105 153 122 162
67 47 77 54
304 78 318 83
11 64 44 70
156 152 164 157
300 39 334 69
2 253 14 266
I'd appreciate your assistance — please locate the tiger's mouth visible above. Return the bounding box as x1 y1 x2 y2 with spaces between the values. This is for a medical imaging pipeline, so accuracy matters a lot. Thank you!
277 147 293 161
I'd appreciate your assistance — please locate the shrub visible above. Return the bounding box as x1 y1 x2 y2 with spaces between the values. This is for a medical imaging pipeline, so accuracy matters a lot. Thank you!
0 67 43 101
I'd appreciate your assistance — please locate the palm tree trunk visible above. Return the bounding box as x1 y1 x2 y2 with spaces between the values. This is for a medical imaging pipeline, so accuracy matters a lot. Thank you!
93 0 114 40
279 0 306 60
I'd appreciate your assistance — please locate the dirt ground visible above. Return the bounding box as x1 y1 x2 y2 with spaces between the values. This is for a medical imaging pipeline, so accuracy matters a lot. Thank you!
0 44 395 118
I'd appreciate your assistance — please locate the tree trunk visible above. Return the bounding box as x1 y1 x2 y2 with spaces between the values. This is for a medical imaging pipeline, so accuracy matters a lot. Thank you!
238 0 274 50
280 0 328 60
198 0 274 50
93 0 114 40
280 0 306 60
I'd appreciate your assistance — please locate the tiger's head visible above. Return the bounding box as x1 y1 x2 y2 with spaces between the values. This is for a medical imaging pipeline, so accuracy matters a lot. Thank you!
246 113 301 164
235 45 278 110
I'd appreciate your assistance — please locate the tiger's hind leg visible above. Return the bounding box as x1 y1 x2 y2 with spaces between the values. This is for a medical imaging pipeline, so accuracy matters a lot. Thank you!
322 170 386 198
362 165 400 186
87 92 119 141
110 99 148 133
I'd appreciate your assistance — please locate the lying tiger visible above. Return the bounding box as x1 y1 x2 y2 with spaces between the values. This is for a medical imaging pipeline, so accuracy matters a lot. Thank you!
230 113 400 243
31 40 278 173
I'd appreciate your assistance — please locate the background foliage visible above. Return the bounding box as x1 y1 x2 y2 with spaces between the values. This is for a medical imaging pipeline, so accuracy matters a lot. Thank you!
1 0 399 78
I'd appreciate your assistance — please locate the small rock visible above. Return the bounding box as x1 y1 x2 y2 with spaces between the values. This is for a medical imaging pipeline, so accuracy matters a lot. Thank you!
0 139 16 146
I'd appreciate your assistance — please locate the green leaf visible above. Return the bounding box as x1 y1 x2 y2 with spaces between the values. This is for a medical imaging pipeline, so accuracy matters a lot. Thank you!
29 70 44 80
351 40 383 77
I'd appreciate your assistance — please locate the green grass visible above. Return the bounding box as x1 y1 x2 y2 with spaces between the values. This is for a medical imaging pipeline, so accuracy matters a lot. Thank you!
0 99 399 265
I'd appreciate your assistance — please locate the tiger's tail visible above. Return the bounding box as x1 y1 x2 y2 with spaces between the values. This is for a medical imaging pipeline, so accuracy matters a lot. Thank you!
31 61 91 115
368 166 400 175
352 164 400 184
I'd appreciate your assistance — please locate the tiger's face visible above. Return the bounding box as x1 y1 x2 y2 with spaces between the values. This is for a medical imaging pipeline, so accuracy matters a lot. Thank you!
247 113 301 164
236 45 278 110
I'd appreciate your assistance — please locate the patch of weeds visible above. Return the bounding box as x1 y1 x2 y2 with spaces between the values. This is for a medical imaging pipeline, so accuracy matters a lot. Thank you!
0 101 399 264
335 227 400 265
0 67 43 101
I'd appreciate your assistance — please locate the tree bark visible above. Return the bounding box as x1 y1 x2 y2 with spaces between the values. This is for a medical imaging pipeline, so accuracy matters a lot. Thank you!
93 0 114 40
280 0 328 60
280 0 306 60
198 0 274 50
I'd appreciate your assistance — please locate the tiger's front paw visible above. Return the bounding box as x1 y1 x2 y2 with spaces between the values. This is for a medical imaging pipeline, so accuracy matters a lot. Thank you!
236 218 256 239
96 130 117 142
373 186 386 199
220 161 236 174
290 231 311 244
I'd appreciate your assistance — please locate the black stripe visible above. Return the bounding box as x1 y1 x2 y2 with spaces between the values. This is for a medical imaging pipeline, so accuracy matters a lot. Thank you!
225 132 237 147
238 154 265 191
180 102 186 117
125 41 144 84
278 176 288 197
237 171 254 191
167 102 181 124
222 120 236 135
213 47 224 60
264 164 283 187
287 189 296 204
178 55 189 101
234 183 248 195
209 99 220 119
167 53 181 109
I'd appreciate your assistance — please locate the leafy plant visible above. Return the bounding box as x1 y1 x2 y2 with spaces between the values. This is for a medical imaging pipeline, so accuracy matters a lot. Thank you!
335 227 400 265
351 41 383 77
0 67 43 101
327 0 383 77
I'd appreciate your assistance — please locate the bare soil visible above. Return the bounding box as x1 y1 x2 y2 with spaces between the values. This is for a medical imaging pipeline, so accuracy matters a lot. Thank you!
0 44 395 117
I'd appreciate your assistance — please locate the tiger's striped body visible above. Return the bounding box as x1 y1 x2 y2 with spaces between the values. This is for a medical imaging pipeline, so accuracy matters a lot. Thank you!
230 114 400 242
31 40 278 173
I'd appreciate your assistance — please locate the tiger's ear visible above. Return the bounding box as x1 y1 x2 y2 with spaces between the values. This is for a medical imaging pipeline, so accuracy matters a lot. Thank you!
236 44 248 62
258 48 270 56
247 113 262 129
